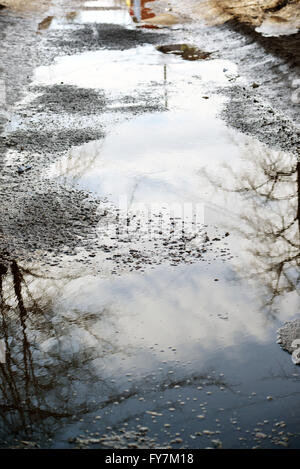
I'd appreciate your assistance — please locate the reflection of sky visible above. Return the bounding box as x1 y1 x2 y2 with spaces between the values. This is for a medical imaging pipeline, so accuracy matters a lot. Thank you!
46 261 297 376
38 44 244 212
48 105 242 206
84 0 122 6
50 9 132 29
34 45 239 91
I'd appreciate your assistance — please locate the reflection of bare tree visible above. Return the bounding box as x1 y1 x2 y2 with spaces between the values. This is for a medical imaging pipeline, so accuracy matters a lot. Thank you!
205 143 300 313
0 261 49 441
0 258 124 445
53 140 103 187
191 0 300 28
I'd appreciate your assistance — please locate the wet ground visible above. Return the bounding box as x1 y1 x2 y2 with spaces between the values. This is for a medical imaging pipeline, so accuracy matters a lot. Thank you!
0 0 300 449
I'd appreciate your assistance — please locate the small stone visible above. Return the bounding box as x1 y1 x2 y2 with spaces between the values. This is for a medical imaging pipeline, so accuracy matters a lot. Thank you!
255 432 267 439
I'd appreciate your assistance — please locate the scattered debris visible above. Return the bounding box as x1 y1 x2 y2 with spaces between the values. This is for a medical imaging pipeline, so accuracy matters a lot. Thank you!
156 44 212 61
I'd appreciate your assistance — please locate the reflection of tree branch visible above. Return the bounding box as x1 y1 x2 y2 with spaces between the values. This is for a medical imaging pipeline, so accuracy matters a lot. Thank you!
204 142 300 313
0 258 128 444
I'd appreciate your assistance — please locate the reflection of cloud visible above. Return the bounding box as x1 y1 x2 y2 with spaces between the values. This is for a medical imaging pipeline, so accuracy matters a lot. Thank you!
53 262 269 374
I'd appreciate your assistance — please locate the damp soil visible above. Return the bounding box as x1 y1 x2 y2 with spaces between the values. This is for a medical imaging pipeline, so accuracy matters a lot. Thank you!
50 22 172 53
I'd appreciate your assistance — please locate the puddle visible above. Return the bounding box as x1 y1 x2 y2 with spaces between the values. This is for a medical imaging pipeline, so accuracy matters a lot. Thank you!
173 0 300 34
47 105 240 208
71 8 132 26
46 0 181 29
1 0 300 450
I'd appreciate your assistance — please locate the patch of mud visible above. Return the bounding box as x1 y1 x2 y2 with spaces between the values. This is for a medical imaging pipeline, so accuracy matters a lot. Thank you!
277 320 300 364
156 43 212 60
49 23 171 54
